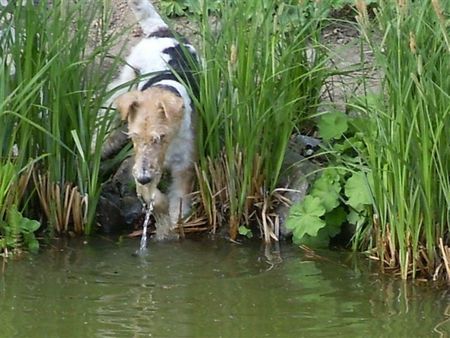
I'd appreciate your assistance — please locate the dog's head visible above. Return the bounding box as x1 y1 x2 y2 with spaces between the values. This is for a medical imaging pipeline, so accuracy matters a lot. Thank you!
115 87 184 187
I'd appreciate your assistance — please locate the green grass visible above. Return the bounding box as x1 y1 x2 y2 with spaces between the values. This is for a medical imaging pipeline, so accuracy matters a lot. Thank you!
353 0 450 279
0 0 126 249
193 1 329 240
159 0 378 18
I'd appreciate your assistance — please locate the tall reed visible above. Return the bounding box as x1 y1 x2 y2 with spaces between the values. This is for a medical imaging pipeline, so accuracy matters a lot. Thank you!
0 0 125 236
355 0 450 279
193 1 328 240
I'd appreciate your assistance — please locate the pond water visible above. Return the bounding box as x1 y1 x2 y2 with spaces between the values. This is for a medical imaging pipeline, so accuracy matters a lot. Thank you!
1 237 449 337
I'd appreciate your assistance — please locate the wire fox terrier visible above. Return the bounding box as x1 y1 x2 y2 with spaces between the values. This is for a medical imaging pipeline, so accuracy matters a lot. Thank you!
101 0 199 237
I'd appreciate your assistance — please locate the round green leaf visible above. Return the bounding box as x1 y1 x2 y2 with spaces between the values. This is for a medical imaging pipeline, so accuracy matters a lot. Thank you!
318 111 349 141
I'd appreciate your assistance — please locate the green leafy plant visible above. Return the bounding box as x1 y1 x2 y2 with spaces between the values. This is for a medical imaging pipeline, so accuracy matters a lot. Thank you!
285 112 374 248
160 0 190 16
159 0 223 17
238 226 253 239
317 111 348 141
0 160 37 254
0 206 41 253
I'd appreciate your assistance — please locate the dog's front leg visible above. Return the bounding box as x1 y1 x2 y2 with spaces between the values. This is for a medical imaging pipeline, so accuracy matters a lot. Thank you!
168 167 194 226
153 188 169 215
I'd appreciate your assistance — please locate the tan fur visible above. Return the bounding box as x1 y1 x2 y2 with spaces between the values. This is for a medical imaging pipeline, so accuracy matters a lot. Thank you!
116 87 184 188
115 86 194 236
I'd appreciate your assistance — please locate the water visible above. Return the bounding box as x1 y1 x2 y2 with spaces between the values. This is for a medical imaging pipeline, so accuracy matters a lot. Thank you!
139 202 153 253
1 238 449 337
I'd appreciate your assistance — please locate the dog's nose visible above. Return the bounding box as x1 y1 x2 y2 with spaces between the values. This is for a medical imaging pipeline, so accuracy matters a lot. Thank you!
136 173 152 185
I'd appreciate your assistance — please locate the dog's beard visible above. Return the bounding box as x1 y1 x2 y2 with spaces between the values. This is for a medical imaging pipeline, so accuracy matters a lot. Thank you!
135 179 159 205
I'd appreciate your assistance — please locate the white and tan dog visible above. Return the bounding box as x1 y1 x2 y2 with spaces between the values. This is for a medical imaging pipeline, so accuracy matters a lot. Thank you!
102 0 198 237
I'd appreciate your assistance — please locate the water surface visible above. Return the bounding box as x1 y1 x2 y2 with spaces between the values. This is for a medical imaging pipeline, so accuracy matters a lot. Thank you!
1 238 449 337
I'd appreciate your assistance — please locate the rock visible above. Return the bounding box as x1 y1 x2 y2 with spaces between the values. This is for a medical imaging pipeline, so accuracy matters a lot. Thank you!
121 195 142 226
96 195 123 234
96 157 144 233
276 134 320 238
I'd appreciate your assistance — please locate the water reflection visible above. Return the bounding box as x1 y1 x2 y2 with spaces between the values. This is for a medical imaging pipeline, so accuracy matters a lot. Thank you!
0 238 449 337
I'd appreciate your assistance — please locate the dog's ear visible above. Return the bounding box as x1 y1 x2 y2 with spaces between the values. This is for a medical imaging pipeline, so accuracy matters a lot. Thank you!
159 92 184 121
115 91 142 121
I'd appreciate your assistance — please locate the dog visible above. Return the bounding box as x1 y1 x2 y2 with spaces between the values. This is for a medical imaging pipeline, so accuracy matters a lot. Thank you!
101 0 199 238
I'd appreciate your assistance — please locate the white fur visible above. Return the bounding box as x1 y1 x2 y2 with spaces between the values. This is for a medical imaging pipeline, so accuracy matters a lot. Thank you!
103 37 179 107
128 0 167 35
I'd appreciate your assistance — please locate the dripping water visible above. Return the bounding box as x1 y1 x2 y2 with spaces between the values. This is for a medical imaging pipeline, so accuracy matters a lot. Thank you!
139 200 154 252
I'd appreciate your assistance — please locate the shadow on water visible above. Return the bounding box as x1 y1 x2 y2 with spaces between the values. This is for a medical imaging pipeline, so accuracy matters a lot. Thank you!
1 237 450 337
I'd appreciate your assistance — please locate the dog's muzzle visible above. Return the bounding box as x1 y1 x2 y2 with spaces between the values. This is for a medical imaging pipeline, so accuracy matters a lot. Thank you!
136 172 152 185
133 147 162 185
134 168 160 185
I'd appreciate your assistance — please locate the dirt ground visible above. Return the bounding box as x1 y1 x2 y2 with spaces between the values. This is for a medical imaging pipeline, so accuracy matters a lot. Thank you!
106 0 201 53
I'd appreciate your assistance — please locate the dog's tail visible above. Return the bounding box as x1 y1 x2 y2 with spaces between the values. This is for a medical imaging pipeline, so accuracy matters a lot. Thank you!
128 0 168 35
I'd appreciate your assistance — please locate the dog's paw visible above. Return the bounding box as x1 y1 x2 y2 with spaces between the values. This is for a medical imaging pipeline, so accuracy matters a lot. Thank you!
153 229 179 241
153 212 179 241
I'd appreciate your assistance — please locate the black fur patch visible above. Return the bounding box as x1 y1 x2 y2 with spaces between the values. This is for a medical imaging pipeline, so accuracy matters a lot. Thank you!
147 28 187 43
162 44 197 74
141 72 178 91
140 42 199 97
153 84 182 97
